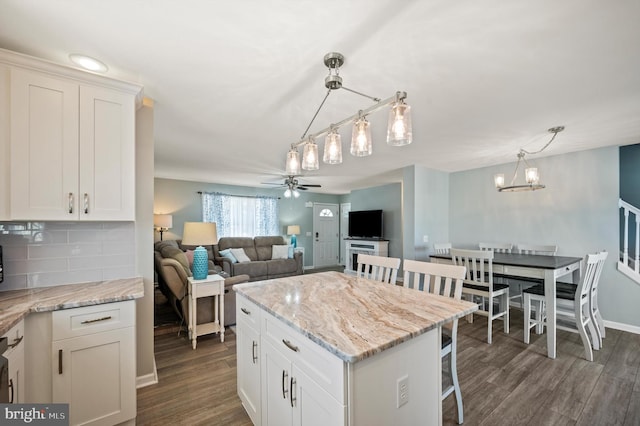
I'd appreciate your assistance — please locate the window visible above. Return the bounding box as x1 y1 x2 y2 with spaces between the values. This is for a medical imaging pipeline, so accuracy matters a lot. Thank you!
202 192 279 238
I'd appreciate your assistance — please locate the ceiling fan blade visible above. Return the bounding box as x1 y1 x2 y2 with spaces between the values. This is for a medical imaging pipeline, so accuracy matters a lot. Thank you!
297 186 309 190
299 184 322 188
261 182 286 187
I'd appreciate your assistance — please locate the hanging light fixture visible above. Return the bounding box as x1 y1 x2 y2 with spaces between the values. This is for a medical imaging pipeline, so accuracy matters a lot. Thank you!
494 126 565 192
284 52 411 175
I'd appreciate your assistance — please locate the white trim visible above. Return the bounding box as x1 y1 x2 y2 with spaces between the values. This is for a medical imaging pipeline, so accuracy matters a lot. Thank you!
617 261 640 285
136 357 159 388
603 320 640 335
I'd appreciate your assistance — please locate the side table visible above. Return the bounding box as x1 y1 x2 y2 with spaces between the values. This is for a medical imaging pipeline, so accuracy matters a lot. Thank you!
187 274 225 349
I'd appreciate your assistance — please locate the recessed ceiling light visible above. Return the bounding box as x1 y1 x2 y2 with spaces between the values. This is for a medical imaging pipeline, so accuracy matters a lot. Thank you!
69 54 108 73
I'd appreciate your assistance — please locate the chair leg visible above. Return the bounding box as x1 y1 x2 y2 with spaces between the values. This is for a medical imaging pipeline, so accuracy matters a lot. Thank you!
575 303 594 362
535 300 544 334
451 350 463 424
524 293 531 344
487 295 493 344
503 292 510 334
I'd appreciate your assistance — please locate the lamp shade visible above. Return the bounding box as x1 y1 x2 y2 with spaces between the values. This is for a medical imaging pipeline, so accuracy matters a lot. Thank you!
154 214 173 229
287 225 300 235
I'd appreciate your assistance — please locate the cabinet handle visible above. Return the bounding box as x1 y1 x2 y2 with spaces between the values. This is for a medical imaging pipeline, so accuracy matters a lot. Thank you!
282 339 299 353
68 193 74 214
83 193 89 214
290 377 296 407
8 335 23 349
281 370 288 399
58 349 63 374
81 315 112 324
241 307 251 315
9 378 14 404
252 341 258 364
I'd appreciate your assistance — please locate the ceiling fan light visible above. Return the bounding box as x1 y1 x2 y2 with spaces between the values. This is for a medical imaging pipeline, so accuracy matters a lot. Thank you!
350 116 372 157
386 100 412 146
323 130 342 164
286 149 301 175
302 137 319 170
284 188 292 198
293 189 300 198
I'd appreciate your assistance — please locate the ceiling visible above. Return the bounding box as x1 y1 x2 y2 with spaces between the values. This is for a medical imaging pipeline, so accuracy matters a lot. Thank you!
1 0 639 194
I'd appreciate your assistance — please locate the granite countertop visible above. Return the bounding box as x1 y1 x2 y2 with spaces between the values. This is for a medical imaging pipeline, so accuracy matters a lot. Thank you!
0 277 144 335
234 271 477 363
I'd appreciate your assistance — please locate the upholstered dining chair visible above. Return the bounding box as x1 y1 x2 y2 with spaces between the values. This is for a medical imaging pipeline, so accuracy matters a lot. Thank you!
433 243 452 255
356 253 401 285
523 251 608 361
451 248 510 344
403 259 466 424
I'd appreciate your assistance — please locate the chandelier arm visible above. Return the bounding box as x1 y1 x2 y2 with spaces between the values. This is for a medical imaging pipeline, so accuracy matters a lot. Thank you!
521 129 559 155
340 85 381 102
300 89 333 140
509 155 523 186
291 91 407 149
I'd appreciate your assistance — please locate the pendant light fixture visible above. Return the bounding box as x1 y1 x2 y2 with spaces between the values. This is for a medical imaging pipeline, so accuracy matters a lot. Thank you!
284 52 412 175
494 126 565 192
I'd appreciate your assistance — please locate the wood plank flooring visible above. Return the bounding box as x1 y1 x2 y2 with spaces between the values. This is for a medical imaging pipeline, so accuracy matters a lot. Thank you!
138 308 640 426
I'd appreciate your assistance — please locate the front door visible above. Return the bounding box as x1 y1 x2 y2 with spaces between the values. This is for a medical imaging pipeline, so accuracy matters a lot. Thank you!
313 203 339 268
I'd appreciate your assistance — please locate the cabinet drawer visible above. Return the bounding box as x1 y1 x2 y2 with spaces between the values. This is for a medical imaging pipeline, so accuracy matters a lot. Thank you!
2 319 25 357
263 313 345 403
236 296 261 330
52 301 135 340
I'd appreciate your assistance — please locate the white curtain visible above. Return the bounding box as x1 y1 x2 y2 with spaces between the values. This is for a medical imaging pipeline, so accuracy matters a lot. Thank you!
202 192 279 238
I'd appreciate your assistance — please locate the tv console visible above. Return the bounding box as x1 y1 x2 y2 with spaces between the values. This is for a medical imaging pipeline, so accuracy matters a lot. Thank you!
345 239 389 273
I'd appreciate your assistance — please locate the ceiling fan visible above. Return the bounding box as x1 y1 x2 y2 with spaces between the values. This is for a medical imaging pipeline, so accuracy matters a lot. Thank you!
262 175 321 198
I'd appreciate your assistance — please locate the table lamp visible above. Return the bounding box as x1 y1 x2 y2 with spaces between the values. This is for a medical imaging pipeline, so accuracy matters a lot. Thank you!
153 214 173 241
287 225 300 248
181 222 218 280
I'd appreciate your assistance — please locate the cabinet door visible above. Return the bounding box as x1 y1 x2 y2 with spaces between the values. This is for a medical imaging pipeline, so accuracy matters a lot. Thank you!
293 366 346 426
10 69 80 220
79 85 135 220
237 322 262 426
262 339 293 426
52 327 136 426
4 345 24 404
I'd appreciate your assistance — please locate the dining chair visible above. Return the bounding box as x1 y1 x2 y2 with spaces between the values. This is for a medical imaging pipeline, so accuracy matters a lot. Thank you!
450 248 509 344
356 253 401 285
589 251 608 349
523 251 607 361
509 244 558 309
516 243 558 256
433 242 452 255
479 242 513 253
403 259 466 424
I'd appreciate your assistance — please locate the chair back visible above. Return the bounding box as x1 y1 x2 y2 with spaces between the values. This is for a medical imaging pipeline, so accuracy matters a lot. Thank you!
590 251 608 303
433 243 452 255
451 248 494 290
576 252 607 306
479 242 513 253
356 254 401 285
516 243 557 255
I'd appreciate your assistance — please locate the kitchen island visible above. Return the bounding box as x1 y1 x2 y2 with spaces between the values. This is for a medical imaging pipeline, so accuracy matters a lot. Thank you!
234 271 477 426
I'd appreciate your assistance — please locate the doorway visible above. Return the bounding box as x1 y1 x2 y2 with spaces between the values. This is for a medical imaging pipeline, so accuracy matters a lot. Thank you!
313 203 339 268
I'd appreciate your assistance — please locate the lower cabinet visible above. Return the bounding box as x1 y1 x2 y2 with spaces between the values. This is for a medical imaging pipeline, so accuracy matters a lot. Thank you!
237 297 262 426
2 320 25 403
51 301 136 426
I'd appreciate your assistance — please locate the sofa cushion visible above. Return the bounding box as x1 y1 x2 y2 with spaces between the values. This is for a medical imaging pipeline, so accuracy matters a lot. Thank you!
230 248 251 263
217 237 258 260
160 245 192 277
267 258 299 276
272 245 290 260
155 240 179 252
255 236 287 261
219 248 238 263
233 260 268 278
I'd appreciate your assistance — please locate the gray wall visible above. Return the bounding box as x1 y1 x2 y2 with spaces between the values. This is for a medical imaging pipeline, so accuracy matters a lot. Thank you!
448 146 640 328
154 178 341 267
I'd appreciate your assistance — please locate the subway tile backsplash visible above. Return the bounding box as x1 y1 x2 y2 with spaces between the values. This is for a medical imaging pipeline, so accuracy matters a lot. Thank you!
0 221 136 291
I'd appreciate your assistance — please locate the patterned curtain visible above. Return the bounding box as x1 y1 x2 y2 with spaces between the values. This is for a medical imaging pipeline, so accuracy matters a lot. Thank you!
202 192 279 238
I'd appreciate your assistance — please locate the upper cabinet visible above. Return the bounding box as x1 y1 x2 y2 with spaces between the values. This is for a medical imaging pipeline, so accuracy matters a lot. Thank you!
0 48 142 221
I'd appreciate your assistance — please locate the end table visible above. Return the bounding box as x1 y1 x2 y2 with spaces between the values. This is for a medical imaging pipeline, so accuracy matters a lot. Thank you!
187 274 225 349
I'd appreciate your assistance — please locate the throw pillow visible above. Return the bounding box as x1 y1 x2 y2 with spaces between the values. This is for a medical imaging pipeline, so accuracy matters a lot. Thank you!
219 248 238 264
230 248 251 263
160 246 192 277
272 244 289 260
185 249 194 266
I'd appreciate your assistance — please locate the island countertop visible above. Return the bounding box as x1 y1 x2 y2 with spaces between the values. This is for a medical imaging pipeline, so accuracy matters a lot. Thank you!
234 271 477 363
0 277 144 335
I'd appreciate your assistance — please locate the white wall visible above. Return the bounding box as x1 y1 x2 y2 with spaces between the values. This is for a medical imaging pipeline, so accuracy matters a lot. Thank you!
449 146 640 328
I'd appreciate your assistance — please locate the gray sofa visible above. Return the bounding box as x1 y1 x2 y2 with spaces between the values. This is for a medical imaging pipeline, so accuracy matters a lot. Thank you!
213 236 303 281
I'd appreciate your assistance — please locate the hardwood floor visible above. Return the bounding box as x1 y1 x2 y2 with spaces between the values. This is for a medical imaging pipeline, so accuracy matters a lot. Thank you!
138 307 640 426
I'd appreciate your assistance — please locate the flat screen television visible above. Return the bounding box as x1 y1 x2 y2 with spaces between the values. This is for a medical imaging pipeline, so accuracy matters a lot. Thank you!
348 209 383 239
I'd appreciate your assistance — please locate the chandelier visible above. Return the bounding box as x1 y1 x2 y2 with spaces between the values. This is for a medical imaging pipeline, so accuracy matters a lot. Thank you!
494 126 565 192
285 52 412 175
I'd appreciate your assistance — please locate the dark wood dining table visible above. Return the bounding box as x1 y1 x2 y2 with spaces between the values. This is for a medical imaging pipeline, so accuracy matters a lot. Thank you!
430 252 583 359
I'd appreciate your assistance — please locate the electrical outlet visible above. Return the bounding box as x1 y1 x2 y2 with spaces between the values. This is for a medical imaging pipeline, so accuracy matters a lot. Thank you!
397 375 409 408
423 235 429 243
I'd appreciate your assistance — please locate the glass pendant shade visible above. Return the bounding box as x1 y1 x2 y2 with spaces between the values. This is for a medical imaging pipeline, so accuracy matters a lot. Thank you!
323 130 342 164
286 149 300 175
302 138 319 170
350 117 372 157
386 101 413 146
293 189 300 198
494 174 505 188
525 167 539 184
284 188 292 198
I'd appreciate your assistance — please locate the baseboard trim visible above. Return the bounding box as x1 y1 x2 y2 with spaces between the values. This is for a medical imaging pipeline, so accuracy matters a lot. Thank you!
136 357 158 388
603 320 640 335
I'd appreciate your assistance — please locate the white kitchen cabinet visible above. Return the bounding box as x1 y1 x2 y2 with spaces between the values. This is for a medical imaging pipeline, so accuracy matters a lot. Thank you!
7 57 136 221
2 320 25 404
52 301 136 426
0 63 10 220
237 297 262 426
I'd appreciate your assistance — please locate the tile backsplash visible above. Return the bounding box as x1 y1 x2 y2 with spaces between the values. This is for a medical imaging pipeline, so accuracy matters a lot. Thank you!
0 221 136 291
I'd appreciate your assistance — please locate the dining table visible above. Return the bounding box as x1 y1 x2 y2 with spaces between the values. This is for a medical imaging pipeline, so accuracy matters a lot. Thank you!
430 252 583 359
